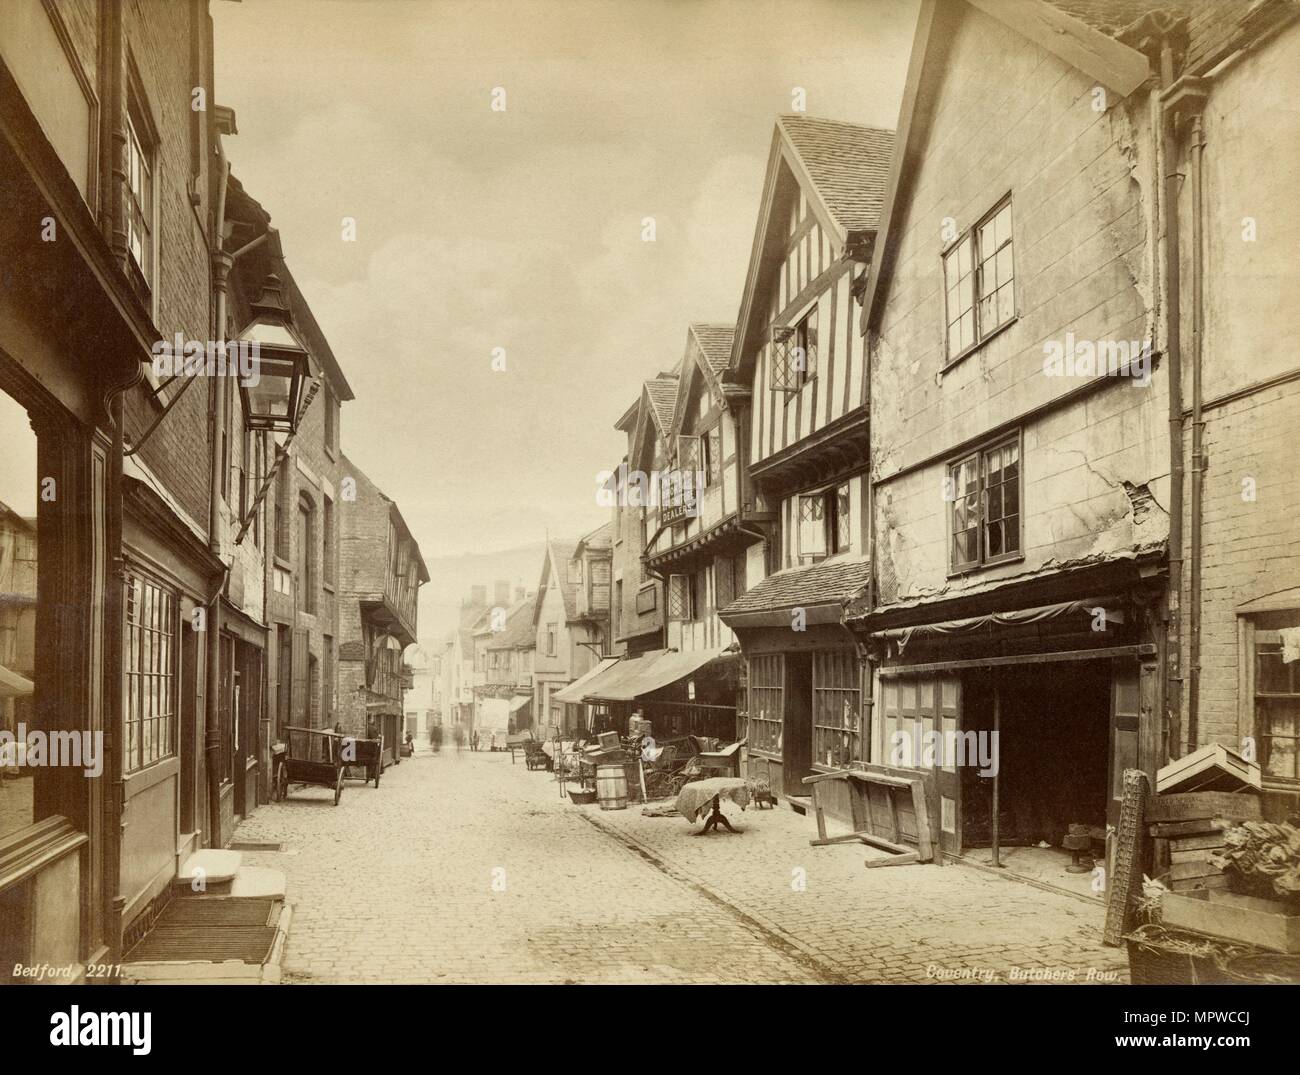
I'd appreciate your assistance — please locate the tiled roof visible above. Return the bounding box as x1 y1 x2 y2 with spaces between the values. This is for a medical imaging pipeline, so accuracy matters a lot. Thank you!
1043 0 1155 37
778 115 895 233
645 377 678 435
547 540 580 621
485 595 538 650
457 603 489 653
720 558 872 618
1042 0 1295 76
577 521 612 551
690 323 735 375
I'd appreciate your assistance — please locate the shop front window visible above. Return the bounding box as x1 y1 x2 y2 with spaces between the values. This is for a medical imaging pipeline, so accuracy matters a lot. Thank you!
1255 625 1300 783
812 650 861 768
748 654 783 755
0 390 37 840
124 569 178 773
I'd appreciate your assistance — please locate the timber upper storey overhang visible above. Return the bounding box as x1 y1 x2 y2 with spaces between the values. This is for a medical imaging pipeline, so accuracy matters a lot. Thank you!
749 405 868 497
0 57 152 412
643 511 772 574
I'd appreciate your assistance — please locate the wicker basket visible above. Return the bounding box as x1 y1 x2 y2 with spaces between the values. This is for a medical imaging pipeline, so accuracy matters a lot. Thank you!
1220 952 1300 985
568 787 597 805
1125 924 1250 985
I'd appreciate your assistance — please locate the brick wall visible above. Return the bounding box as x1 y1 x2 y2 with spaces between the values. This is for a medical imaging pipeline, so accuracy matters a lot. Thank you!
264 358 346 735
336 454 421 739
1182 377 1300 750
121 0 215 530
1174 23 1300 778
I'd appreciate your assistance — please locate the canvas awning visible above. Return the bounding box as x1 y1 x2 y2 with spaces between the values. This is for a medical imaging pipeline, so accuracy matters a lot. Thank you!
592 647 733 703
577 651 666 703
551 656 624 704
508 695 531 714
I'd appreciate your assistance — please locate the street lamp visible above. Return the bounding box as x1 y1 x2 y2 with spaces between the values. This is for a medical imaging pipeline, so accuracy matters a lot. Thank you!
237 272 311 434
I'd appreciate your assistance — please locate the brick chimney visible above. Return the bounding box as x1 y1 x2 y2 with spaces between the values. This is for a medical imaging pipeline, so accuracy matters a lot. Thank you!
494 579 511 608
468 585 486 607
514 585 525 603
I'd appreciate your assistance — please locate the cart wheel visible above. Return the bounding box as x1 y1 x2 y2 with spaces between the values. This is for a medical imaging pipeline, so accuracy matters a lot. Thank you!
334 770 344 806
275 764 288 802
373 765 381 789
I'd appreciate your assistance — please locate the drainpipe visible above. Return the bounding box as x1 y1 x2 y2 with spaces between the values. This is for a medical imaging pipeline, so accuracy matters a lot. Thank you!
206 157 231 848
104 389 128 958
1159 41 1185 761
100 0 128 961
1187 114 1206 750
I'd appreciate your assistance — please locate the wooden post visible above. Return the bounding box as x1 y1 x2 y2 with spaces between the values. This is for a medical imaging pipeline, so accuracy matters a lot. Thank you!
991 682 1002 869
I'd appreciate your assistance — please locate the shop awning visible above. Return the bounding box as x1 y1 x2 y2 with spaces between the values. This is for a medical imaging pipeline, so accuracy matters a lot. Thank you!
551 656 624 704
870 596 1124 645
577 651 666 703
508 695 531 714
0 663 33 698
593 647 734 703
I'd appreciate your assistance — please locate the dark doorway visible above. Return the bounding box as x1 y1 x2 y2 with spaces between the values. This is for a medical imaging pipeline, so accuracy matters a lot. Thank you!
961 664 1110 849
783 652 812 797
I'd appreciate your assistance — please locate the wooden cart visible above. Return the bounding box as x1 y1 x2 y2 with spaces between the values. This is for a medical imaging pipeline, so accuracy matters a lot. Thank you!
343 734 384 788
275 726 348 806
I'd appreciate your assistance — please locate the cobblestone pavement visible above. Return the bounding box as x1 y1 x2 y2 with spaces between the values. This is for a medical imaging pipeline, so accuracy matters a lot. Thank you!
233 749 822 984
234 750 1128 984
582 781 1129 985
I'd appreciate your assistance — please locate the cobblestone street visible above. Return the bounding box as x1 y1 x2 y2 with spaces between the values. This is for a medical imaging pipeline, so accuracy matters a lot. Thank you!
234 750 1128 985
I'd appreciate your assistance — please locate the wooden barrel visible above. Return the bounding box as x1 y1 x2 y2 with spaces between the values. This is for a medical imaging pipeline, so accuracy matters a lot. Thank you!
596 763 628 811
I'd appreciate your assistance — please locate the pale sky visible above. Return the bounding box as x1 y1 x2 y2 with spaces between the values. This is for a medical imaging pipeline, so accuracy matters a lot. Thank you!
212 0 918 560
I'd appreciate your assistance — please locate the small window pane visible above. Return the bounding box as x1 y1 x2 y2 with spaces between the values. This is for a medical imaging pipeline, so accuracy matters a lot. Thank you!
996 204 1012 248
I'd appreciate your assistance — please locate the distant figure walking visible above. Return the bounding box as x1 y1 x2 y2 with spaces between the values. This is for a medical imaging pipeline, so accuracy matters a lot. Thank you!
471 729 480 752
489 732 497 752
453 724 465 752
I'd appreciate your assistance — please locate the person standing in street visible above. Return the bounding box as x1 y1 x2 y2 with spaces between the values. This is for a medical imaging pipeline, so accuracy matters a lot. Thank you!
471 729 480 752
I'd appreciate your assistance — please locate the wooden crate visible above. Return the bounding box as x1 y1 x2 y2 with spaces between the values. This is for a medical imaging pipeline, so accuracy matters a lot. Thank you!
1157 743 1260 795
1161 890 1300 954
1146 791 1262 823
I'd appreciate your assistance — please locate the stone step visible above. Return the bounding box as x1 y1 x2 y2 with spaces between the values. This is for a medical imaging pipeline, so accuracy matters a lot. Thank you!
174 849 242 892
228 865 287 900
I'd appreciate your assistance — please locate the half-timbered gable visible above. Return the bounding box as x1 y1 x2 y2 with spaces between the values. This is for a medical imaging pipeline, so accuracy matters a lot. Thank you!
719 115 893 803
644 325 763 653
610 376 676 655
